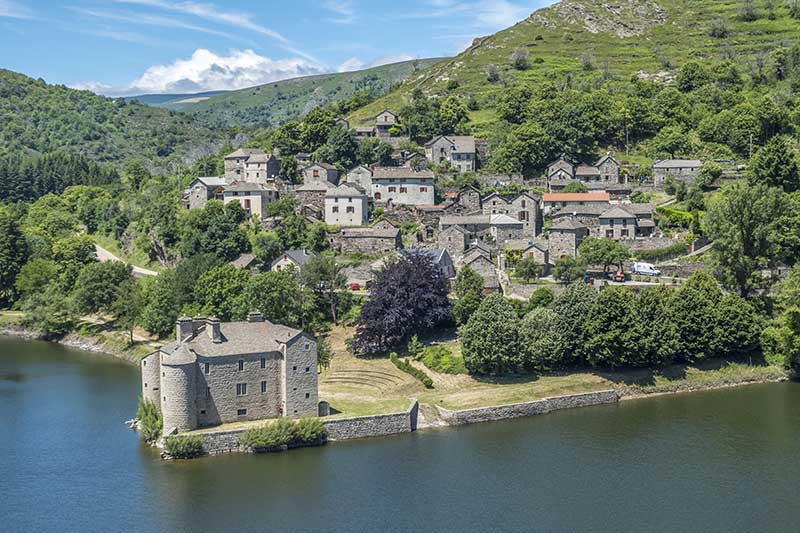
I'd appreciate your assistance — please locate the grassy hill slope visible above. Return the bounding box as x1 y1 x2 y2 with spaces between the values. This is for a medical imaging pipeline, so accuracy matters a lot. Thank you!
350 0 800 134
0 69 223 164
176 58 443 129
125 91 226 107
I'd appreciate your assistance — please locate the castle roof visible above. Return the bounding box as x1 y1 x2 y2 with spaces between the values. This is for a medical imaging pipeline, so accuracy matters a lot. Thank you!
162 319 303 359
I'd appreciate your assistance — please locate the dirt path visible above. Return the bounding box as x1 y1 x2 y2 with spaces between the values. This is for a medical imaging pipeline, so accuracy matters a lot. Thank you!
95 244 158 277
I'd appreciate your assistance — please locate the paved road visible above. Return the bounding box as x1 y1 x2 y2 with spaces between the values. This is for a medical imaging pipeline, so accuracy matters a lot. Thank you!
94 244 158 277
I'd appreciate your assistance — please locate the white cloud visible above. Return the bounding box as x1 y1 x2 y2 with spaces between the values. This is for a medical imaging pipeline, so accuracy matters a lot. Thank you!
69 7 232 40
0 0 34 19
75 48 327 96
324 0 356 24
338 57 365 72
114 0 318 62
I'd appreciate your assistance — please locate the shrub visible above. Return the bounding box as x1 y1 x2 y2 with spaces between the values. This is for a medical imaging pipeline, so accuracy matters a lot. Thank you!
390 353 434 388
241 418 328 453
656 206 693 229
136 397 162 443
165 435 203 459
421 345 467 374
510 49 530 70
635 242 688 262
294 418 328 445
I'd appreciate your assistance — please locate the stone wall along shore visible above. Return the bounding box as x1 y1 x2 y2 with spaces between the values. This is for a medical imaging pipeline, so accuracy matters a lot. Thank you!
436 390 619 426
197 399 419 455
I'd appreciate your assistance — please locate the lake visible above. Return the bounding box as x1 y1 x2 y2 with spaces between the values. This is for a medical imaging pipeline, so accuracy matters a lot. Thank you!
1 336 799 532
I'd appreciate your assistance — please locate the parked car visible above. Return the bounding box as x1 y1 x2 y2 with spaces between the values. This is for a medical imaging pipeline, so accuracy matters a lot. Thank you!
606 271 625 282
349 283 361 291
631 261 661 277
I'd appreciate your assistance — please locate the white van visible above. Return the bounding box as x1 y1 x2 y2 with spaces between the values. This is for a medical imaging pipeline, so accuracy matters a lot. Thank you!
631 261 661 277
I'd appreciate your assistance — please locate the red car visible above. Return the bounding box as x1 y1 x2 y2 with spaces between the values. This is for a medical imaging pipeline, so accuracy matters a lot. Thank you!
350 283 361 291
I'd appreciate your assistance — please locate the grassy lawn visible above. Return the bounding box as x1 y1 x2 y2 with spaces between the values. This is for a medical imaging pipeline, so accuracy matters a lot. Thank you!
319 326 790 417
93 234 165 272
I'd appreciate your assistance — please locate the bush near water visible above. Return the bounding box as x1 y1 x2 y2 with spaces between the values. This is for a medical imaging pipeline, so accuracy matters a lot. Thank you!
240 418 327 453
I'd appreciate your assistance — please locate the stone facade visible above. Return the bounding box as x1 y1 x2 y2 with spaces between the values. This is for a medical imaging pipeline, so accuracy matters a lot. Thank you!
543 192 611 214
482 192 540 236
222 183 278 219
327 220 402 254
303 163 339 185
424 135 477 173
438 225 469 261
653 159 703 184
374 110 398 138
436 390 618 426
548 219 589 259
295 180 334 212
186 177 225 210
345 165 373 190
142 314 318 434
371 167 435 206
325 184 369 227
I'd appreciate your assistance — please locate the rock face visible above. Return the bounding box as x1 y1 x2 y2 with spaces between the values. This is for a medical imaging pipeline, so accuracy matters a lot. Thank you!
527 0 669 38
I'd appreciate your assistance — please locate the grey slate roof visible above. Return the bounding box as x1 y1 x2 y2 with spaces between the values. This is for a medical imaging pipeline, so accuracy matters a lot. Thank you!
600 206 637 219
326 184 367 198
575 165 600 176
272 249 315 269
550 218 587 231
296 180 334 191
192 176 226 187
226 148 265 159
162 319 302 359
230 253 256 269
340 225 400 238
372 167 435 180
224 182 277 192
653 159 703 168
424 135 476 153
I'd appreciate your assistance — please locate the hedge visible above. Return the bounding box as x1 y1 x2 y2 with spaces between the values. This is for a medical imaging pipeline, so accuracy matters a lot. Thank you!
421 345 467 375
240 418 327 453
165 435 204 459
634 242 688 262
390 352 434 388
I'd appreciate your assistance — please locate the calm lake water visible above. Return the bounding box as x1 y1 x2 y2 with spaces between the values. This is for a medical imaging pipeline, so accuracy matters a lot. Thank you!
2 337 800 532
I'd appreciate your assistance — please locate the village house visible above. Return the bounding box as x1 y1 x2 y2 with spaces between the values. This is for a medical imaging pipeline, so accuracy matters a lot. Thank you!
424 135 477 173
400 248 456 278
345 165 373 190
303 163 339 185
325 184 369 227
546 153 624 190
416 186 482 241
224 148 280 183
439 214 525 245
548 218 589 259
222 182 279 219
271 249 315 272
230 253 258 271
185 176 225 210
140 314 318 433
597 204 657 239
550 203 611 229
542 192 612 214
295 180 334 212
481 191 540 236
327 220 402 255
653 159 703 184
375 110 398 138
500 239 551 276
438 224 470 262
402 152 428 171
371 167 435 206
461 245 499 294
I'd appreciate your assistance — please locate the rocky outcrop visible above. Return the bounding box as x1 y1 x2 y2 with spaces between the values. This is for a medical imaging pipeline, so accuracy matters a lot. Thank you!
527 0 668 38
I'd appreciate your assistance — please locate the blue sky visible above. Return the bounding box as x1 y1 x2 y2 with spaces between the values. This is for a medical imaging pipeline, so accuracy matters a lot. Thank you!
0 0 550 96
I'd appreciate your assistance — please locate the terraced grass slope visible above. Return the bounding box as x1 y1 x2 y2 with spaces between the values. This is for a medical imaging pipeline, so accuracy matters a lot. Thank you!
173 58 444 130
350 0 800 134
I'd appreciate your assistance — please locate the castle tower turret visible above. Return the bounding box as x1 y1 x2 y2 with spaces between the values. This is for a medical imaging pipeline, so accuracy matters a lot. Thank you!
160 344 197 433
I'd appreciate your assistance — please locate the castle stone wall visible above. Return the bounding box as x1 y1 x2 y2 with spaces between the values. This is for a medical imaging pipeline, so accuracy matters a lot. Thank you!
140 352 160 407
161 361 197 433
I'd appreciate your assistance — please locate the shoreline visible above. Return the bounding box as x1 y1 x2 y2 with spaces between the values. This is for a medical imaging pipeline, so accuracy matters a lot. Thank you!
0 325 148 365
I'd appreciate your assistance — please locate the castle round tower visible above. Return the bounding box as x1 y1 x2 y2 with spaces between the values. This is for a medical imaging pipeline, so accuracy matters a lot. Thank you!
160 344 197 433
140 352 161 407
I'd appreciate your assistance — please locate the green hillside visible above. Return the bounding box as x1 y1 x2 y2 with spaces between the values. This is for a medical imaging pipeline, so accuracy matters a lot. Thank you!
125 91 226 107
350 0 800 135
175 58 443 129
0 69 223 164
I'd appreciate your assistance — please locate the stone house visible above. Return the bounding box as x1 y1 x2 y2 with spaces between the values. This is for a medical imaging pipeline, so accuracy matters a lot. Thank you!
223 182 279 219
542 192 611 214
327 219 402 254
653 159 703 184
438 224 470 262
345 165 373 190
375 110 398 138
244 152 281 183
230 253 258 271
550 204 610 230
546 156 575 180
500 239 551 276
303 163 339 185
597 204 657 239
439 214 525 245
371 167 435 206
595 153 622 182
325 184 369 227
355 127 376 138
400 248 456 279
461 247 499 294
424 135 477 173
548 218 589 259
185 176 226 210
481 191 540 236
224 148 263 182
296 152 312 165
295 180 334 212
271 249 315 272
335 118 349 129
546 154 623 190
402 152 428 171
140 314 318 433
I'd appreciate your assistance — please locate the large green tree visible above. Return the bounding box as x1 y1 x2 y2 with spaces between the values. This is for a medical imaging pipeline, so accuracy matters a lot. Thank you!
241 271 303 327
0 209 29 305
193 264 249 321
452 266 484 325
584 287 638 367
549 281 597 365
461 295 520 374
749 135 800 192
519 307 566 371
578 238 630 273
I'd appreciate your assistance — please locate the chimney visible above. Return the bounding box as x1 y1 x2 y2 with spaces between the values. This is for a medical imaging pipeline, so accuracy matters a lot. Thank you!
247 311 264 323
207 317 222 343
176 317 193 344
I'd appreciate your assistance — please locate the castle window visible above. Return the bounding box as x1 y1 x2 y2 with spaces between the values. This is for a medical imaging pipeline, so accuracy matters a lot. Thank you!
144 383 147 388
260 358 266 369
142 360 146 366
399 187 407 193
261 381 267 393
204 362 209 374
305 393 310 399
206 387 210 398
237 409 247 416
200 410 206 415
293 366 297 372
236 383 247 395
305 367 310 373
420 187 427 192
238 359 244 371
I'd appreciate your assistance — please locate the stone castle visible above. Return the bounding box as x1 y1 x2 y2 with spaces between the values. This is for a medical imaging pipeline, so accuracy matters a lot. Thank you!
141 313 318 434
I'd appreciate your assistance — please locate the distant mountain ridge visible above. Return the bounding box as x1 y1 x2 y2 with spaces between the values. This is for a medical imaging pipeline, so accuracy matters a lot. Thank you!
125 91 227 107
159 58 444 129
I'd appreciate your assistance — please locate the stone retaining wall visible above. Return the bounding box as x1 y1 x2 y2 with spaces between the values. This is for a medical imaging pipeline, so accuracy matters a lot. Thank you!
196 399 419 455
436 390 618 426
